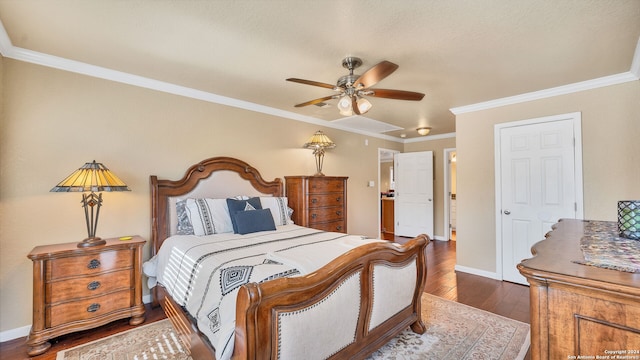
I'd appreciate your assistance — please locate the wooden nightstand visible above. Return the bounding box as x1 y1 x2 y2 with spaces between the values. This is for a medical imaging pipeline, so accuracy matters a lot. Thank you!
26 236 146 356
285 176 348 233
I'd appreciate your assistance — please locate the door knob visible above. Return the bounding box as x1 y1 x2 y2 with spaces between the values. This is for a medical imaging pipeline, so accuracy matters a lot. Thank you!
504 210 511 215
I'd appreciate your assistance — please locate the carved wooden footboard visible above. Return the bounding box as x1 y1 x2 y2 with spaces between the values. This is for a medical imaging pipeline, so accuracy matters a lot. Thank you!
234 235 429 360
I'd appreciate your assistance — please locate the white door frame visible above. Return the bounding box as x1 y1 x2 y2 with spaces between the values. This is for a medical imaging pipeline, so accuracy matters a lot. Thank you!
443 148 456 241
494 112 584 280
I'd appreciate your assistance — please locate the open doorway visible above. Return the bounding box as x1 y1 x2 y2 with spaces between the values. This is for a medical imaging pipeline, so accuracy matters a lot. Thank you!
444 148 457 241
378 148 399 239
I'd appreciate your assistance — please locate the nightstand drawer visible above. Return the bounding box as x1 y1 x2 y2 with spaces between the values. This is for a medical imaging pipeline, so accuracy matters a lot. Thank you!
48 289 131 327
311 220 346 233
48 269 132 303
48 249 132 279
308 178 344 193
309 207 344 223
309 193 344 208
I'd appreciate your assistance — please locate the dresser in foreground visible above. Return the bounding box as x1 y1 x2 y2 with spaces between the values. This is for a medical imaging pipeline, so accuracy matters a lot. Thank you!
517 219 640 360
26 237 146 356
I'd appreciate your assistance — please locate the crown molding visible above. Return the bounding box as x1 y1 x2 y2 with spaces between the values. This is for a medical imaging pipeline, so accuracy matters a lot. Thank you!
0 19 12 56
631 36 640 78
403 132 457 143
451 36 640 115
450 71 638 115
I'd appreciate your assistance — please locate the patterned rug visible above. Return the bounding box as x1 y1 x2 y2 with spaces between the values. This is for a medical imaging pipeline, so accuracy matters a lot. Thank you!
56 294 530 360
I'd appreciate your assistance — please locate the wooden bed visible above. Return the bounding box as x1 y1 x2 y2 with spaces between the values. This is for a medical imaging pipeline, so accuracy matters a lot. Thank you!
150 156 429 360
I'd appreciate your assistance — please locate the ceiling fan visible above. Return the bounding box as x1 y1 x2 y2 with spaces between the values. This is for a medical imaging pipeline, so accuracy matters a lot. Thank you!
286 57 425 116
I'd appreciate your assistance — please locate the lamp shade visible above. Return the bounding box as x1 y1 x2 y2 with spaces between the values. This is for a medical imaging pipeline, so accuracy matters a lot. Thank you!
51 161 130 247
303 131 336 176
337 96 353 116
51 161 130 193
303 131 336 150
357 97 372 114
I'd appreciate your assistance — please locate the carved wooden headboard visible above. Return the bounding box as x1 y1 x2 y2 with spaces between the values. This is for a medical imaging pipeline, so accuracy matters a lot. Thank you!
150 157 283 255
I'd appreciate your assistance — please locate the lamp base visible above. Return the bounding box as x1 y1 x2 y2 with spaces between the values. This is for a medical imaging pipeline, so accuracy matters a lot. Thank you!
77 237 106 248
313 171 326 176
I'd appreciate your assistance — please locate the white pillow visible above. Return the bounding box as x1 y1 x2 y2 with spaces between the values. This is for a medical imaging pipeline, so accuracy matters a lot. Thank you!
185 198 233 235
260 197 294 226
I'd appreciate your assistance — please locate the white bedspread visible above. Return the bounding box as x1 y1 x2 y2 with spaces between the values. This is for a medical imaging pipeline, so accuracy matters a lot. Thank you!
144 224 378 360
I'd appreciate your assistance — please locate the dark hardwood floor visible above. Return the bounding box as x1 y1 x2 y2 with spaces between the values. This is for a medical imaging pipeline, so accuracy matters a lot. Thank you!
1 237 531 359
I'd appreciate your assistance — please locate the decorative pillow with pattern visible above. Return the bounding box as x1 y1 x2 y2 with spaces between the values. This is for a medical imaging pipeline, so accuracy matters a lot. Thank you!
185 198 234 235
176 199 195 235
260 197 294 226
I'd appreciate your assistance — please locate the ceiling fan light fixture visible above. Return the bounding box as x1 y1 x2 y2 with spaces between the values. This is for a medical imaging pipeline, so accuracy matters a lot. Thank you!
287 57 424 120
337 95 353 116
357 97 372 114
417 127 432 136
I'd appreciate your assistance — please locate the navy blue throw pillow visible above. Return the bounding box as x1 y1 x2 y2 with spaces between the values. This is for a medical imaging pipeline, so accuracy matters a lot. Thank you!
227 197 262 233
233 209 276 235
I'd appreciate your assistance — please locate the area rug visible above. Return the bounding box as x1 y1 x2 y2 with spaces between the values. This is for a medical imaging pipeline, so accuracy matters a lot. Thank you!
57 294 530 360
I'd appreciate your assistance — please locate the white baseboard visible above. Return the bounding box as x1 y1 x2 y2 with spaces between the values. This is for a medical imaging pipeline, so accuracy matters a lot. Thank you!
0 325 30 342
0 294 155 342
454 264 500 280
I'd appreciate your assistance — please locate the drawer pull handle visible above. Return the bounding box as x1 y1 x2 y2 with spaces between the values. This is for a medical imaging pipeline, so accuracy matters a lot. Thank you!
87 303 101 313
87 281 101 291
311 213 317 219
87 259 101 269
336 211 342 216
311 198 318 204
336 226 342 231
336 197 341 202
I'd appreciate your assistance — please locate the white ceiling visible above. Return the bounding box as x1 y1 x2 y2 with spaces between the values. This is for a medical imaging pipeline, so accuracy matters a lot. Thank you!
1 0 639 140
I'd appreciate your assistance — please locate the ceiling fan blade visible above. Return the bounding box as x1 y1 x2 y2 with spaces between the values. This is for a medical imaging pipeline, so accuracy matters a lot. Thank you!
286 78 336 90
294 95 336 107
352 96 361 115
352 61 399 89
367 88 425 101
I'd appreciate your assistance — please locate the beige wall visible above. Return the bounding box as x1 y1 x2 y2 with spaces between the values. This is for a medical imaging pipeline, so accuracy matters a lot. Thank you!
0 59 403 333
456 80 640 274
404 137 457 239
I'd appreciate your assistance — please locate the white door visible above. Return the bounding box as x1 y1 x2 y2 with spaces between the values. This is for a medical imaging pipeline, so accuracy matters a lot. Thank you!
497 114 582 284
394 151 434 238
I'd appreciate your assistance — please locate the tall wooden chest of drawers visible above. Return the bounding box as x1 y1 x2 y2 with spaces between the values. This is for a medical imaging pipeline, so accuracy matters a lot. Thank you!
285 176 348 233
26 237 146 356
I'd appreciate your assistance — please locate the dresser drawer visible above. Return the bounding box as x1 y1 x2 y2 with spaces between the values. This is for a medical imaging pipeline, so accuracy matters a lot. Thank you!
309 207 344 223
48 269 132 303
48 249 132 279
48 289 132 327
311 220 346 233
308 193 344 208
308 178 344 193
